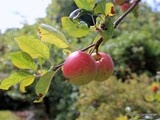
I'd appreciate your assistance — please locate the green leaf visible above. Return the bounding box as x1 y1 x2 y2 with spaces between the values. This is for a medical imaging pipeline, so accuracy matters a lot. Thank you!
74 0 95 11
34 71 55 103
39 24 69 48
11 51 37 71
62 17 89 38
20 76 35 93
94 0 106 14
15 36 49 60
0 71 34 90
101 18 114 40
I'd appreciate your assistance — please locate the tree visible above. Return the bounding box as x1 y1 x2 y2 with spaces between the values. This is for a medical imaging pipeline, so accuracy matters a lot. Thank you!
2 0 160 119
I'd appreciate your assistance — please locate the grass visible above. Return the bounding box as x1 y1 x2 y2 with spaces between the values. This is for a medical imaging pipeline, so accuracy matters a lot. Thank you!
0 111 19 120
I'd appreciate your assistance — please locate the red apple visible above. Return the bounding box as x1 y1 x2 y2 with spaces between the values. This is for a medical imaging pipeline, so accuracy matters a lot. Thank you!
62 51 97 85
113 0 126 5
120 3 131 12
91 52 114 82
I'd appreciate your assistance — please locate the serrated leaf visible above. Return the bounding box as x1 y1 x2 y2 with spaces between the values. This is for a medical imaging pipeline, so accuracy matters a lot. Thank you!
39 24 69 48
0 71 34 90
34 71 55 103
20 76 34 93
74 0 95 10
105 3 115 16
62 17 89 38
15 36 49 60
11 51 37 71
102 18 114 40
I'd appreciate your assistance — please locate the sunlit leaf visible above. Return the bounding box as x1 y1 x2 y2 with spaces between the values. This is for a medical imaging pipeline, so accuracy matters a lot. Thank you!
39 24 69 48
0 71 34 90
74 0 95 10
11 51 37 71
15 36 49 60
34 71 55 103
20 76 34 93
105 3 115 16
62 17 89 38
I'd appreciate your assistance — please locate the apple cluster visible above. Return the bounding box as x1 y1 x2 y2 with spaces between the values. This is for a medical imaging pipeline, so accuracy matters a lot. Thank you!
62 51 114 85
113 0 136 12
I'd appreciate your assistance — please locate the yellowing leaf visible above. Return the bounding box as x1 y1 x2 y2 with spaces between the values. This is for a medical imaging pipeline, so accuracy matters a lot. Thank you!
105 3 115 16
116 116 128 120
34 71 55 103
20 76 34 93
0 71 34 90
15 36 49 60
39 24 69 48
11 51 37 71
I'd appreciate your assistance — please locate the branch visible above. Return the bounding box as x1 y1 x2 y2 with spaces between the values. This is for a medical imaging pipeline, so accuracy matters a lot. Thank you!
52 0 141 71
114 0 141 28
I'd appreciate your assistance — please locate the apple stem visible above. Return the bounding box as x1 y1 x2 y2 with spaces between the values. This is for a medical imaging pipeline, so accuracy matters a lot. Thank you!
95 37 103 54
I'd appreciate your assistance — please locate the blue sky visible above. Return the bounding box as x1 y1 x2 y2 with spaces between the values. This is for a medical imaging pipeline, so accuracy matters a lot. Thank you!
0 0 159 33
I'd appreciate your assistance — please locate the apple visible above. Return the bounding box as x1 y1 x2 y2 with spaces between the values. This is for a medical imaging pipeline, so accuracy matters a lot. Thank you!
113 0 126 5
91 52 114 82
62 51 97 85
120 3 131 12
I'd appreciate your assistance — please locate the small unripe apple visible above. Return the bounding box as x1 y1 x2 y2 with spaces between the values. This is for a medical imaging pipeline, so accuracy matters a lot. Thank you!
62 51 97 85
91 52 114 82
120 3 131 12
113 0 126 5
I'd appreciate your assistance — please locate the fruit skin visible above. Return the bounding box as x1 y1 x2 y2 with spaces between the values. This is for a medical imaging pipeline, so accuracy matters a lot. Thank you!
91 52 114 82
113 0 126 5
120 3 131 12
63 51 97 85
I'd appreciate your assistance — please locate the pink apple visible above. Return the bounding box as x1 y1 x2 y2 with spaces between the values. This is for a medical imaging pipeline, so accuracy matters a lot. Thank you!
91 52 114 82
113 0 126 5
120 3 131 12
62 51 97 85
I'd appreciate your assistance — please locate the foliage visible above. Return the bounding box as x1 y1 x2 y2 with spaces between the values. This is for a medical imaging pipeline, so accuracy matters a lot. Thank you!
74 73 160 120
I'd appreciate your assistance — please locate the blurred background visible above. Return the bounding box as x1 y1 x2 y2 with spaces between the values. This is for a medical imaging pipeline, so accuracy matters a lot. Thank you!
0 0 160 120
